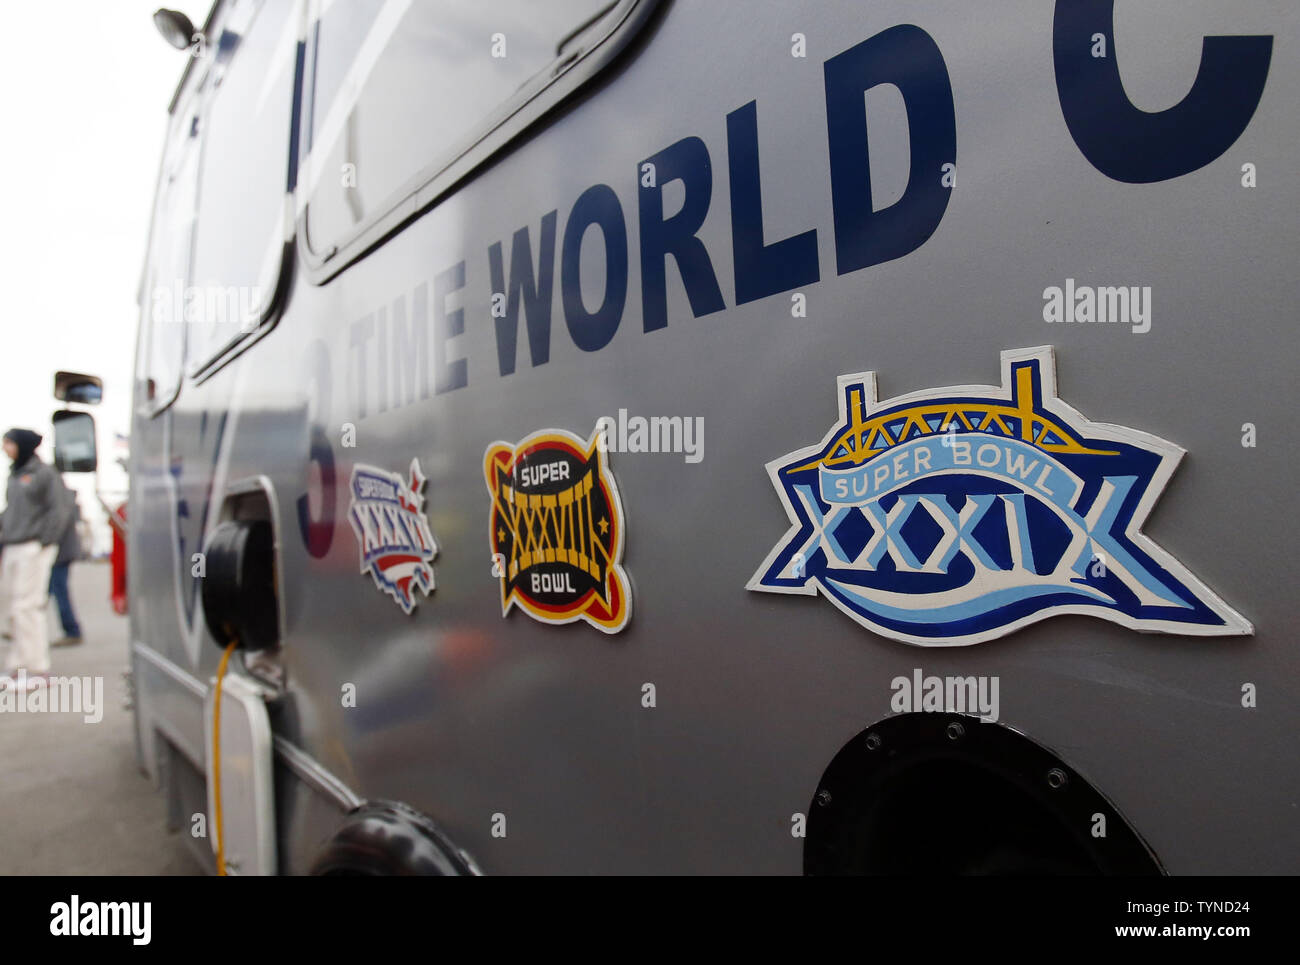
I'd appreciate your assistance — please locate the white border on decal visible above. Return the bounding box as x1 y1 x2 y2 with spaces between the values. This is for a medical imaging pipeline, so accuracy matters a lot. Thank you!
484 425 632 635
746 345 1252 647
346 458 438 615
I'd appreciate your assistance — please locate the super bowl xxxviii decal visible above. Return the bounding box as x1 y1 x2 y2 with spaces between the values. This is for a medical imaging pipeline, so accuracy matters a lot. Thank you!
748 346 1250 646
348 458 438 614
485 427 631 633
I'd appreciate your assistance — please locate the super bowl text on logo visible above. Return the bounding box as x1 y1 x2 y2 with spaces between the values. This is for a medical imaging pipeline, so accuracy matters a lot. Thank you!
348 458 438 614
484 426 631 633
747 347 1250 646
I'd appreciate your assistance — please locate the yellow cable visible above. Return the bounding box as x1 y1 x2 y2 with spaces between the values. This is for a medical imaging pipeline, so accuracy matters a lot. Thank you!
213 639 238 877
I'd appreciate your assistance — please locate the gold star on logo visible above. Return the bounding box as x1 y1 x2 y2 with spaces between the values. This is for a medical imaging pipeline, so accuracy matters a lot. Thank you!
497 527 506 542
598 516 610 535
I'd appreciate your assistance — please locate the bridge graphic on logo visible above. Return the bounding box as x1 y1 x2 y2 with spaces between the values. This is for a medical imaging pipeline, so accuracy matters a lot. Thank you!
747 346 1251 646
348 458 438 614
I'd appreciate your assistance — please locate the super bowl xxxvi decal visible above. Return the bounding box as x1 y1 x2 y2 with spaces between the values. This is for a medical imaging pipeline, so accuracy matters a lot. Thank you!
348 459 438 614
748 347 1250 646
485 427 630 633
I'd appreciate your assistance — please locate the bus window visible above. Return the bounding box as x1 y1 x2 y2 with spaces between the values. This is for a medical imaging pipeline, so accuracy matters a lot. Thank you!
137 96 200 413
303 0 616 256
187 0 297 372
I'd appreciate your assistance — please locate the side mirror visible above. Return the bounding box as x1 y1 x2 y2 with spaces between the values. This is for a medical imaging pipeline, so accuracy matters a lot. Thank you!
153 8 197 51
52 410 97 473
54 371 103 406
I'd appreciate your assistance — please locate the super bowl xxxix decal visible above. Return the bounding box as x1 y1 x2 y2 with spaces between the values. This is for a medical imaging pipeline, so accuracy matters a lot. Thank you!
348 459 438 614
485 427 631 633
748 346 1250 646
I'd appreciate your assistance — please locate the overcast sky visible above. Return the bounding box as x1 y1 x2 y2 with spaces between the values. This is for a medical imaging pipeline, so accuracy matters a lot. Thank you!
0 2 205 541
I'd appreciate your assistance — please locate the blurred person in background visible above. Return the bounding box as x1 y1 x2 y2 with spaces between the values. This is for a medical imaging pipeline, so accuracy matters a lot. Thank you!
48 486 84 646
0 543 7 641
0 429 71 691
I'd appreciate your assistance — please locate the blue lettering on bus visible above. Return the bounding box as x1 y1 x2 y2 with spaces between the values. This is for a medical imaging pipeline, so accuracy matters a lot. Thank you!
433 260 468 394
1053 0 1272 184
344 16 1271 405
638 135 726 331
561 184 628 353
489 210 557 376
726 100 820 303
824 25 956 275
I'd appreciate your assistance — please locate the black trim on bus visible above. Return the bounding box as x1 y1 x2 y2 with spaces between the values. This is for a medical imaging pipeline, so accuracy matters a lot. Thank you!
166 2 223 115
297 0 665 286
188 23 308 387
805 713 1166 876
137 79 205 420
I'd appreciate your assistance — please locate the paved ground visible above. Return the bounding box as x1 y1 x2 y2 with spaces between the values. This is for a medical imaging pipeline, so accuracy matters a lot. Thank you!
0 562 202 874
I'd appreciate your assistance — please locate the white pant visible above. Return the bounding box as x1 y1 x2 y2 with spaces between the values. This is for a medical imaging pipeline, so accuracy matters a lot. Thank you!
3 541 57 674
